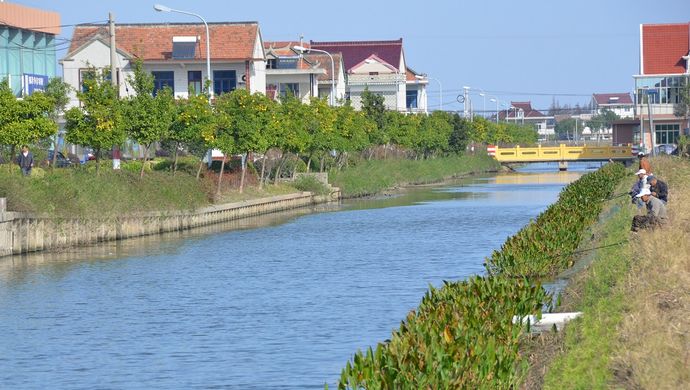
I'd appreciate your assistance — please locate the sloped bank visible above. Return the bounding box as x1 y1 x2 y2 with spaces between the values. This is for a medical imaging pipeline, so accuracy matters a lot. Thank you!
337 163 627 389
0 190 339 258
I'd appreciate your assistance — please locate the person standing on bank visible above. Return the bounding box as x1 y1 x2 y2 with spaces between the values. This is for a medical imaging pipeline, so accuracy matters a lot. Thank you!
16 145 34 176
638 151 652 174
647 175 668 203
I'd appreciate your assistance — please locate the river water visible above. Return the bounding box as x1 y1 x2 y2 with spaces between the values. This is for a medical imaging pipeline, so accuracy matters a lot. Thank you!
0 163 592 389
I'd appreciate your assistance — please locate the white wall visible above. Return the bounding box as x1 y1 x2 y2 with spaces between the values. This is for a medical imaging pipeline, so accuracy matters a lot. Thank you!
265 73 313 103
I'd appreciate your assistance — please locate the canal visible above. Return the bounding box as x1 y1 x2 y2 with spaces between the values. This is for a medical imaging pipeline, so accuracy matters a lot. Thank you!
0 163 592 389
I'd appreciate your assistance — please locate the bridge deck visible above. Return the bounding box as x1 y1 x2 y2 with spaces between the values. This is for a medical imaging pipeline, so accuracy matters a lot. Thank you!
488 144 632 163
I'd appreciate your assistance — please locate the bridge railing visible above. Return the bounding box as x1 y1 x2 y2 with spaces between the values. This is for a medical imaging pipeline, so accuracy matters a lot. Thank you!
487 144 632 162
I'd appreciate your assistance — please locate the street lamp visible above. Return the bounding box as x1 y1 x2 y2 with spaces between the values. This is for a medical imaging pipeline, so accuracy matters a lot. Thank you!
154 4 212 101
294 45 335 106
490 97 499 123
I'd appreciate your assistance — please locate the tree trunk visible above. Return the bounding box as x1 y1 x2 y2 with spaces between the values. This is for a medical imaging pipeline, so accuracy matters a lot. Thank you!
139 144 148 179
196 160 204 180
306 153 313 173
274 155 286 185
216 155 226 197
320 155 325 172
51 135 59 171
259 153 267 189
172 143 180 176
239 153 247 194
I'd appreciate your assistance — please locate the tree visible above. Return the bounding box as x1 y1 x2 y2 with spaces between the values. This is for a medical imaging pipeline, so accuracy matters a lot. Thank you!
273 94 309 182
121 61 176 178
415 111 452 158
44 78 72 169
0 81 56 163
64 67 125 171
361 88 388 154
304 97 337 172
554 117 576 140
169 93 215 178
586 108 619 137
674 76 690 131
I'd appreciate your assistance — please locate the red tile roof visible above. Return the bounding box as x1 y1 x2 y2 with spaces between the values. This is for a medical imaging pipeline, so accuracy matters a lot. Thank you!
67 22 261 61
264 41 309 56
303 53 342 81
310 39 403 72
592 93 633 105
500 101 546 119
641 23 689 75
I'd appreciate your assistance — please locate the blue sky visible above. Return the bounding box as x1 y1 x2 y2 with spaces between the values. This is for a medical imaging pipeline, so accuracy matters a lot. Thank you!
16 0 690 112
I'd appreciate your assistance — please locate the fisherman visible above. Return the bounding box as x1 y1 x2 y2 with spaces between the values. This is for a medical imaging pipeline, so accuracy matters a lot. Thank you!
631 188 668 231
647 175 668 203
638 151 652 174
629 168 649 207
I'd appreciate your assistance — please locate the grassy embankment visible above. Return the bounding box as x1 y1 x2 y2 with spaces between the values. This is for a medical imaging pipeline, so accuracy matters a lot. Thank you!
329 153 501 197
534 156 690 389
0 154 499 217
337 163 628 389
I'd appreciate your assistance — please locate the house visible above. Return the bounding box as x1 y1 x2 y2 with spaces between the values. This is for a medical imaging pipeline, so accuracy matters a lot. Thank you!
631 22 690 152
591 93 634 118
500 101 554 139
263 41 347 104
61 22 266 108
310 39 427 113
0 1 60 96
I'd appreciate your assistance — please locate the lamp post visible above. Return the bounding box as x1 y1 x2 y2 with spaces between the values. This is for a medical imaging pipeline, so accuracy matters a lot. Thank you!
490 97 499 123
478 90 486 119
294 45 335 106
154 4 212 101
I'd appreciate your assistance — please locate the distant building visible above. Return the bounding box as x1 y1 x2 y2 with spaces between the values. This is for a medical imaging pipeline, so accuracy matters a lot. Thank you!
0 1 60 96
310 39 427 113
500 101 554 139
632 22 690 152
263 41 347 104
591 93 634 118
61 22 266 108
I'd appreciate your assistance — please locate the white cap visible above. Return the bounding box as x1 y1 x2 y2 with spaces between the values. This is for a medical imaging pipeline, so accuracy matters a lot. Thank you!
636 188 652 198
638 151 645 156
635 169 646 175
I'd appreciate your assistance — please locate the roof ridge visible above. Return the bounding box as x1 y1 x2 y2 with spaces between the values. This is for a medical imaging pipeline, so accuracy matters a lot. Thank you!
310 39 403 46
75 21 259 27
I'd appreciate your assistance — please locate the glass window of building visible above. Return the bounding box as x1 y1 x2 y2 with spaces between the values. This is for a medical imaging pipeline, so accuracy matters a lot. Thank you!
187 71 202 95
213 70 236 96
152 71 174 96
279 83 299 98
406 90 418 109
655 124 680 145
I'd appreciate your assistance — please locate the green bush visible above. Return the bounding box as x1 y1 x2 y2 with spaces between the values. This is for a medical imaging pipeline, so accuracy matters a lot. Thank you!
290 175 329 195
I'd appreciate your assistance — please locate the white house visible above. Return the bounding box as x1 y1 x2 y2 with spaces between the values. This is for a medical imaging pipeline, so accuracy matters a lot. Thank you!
591 93 634 118
61 22 266 108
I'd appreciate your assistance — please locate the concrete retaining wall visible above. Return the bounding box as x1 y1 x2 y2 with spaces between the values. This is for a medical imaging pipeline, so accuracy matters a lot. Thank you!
0 189 340 258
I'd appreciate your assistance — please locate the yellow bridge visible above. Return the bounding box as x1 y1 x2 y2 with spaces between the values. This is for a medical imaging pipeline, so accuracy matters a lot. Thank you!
488 144 632 163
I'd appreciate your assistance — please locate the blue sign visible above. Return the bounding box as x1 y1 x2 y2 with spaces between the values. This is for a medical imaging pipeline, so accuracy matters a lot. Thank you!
23 73 49 95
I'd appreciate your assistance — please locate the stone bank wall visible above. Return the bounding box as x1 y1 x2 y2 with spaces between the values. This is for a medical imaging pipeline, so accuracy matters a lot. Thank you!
0 190 339 258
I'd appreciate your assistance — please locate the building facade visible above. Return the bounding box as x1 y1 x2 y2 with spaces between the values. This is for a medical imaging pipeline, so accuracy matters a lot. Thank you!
310 39 427 113
500 101 554 139
633 22 690 153
591 93 634 118
0 1 60 96
62 22 266 108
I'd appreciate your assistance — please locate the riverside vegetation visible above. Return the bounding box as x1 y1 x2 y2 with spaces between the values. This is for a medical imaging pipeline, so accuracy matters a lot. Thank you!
1 63 528 215
535 156 690 389
337 162 629 388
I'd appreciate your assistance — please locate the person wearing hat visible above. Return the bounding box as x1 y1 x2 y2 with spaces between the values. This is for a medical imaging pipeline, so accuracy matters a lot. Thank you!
647 175 668 203
638 151 652 174
631 188 667 231
630 168 650 207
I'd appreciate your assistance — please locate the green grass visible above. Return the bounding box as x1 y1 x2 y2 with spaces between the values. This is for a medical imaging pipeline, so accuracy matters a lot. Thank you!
541 183 634 389
330 154 500 197
0 164 211 217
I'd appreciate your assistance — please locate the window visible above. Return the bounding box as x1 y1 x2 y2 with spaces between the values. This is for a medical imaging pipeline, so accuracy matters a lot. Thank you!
267 59 277 69
655 124 680 145
79 68 119 93
172 36 197 59
406 90 418 109
152 71 174 95
279 83 299 98
213 70 236 95
188 71 202 95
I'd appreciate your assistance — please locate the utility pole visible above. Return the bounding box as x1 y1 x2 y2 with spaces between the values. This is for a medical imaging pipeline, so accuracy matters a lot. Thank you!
109 12 121 169
646 89 656 156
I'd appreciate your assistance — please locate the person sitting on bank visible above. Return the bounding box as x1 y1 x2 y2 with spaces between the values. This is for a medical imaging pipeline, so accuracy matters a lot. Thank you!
630 168 649 206
16 145 34 176
638 151 652 174
631 188 668 232
647 175 668 203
